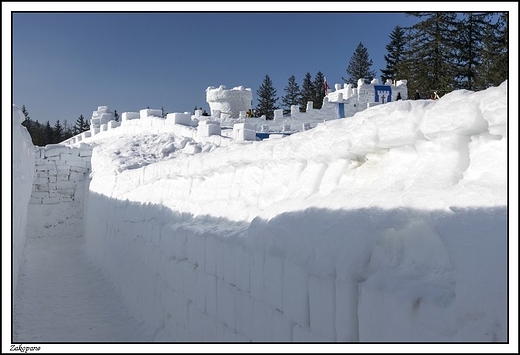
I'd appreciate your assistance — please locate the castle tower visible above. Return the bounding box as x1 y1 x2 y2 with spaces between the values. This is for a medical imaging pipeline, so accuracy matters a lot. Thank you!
206 85 253 119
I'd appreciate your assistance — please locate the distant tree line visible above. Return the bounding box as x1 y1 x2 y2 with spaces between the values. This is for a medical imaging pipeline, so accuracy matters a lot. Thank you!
381 12 508 97
256 71 328 120
20 105 91 146
256 12 508 118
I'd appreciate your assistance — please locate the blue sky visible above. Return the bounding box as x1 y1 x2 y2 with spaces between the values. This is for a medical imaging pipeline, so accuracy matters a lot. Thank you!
7 3 513 126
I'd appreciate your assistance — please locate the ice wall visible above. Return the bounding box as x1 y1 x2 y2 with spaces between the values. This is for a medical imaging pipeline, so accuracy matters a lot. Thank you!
12 105 35 294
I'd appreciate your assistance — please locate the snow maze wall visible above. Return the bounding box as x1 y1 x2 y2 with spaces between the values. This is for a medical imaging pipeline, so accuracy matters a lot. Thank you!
82 159 507 342
84 191 507 342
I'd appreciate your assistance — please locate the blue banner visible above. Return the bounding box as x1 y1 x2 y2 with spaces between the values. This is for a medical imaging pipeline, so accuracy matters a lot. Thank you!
374 85 392 103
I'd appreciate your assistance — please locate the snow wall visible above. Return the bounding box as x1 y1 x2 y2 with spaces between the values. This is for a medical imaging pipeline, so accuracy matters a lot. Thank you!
12 105 35 294
63 112 231 148
83 83 508 342
84 200 507 342
25 144 92 240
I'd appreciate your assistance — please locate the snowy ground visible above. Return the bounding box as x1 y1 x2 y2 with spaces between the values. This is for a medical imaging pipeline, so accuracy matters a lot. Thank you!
13 233 153 343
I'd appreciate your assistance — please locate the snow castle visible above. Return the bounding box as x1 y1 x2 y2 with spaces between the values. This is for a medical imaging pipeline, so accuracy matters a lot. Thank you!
206 85 253 119
325 78 408 118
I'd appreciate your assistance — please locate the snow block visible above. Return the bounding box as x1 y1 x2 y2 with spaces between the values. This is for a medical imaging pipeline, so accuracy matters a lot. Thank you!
214 239 226 280
335 277 359 341
193 269 206 313
217 278 236 331
234 246 250 292
205 275 218 317
283 260 310 327
205 237 218 276
223 242 236 286
264 254 284 311
108 120 120 129
173 230 188 260
44 145 70 157
308 275 336 340
187 233 205 270
181 261 197 302
233 122 257 141
122 112 140 122
272 309 294 341
140 108 162 119
250 251 266 303
201 313 218 341
235 290 254 340
166 112 191 126
170 260 184 293
188 302 203 341
252 300 273 341
197 120 221 137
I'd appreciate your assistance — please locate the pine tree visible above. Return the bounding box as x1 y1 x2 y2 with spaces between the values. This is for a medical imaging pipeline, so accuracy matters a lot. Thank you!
83 118 90 132
478 12 508 88
281 75 301 115
21 105 30 120
313 71 326 109
43 121 53 146
343 42 377 86
405 12 459 96
62 119 74 140
19 105 44 146
74 114 89 135
256 74 279 120
53 120 64 143
381 26 407 83
300 72 315 112
114 110 120 122
20 105 33 133
454 12 491 90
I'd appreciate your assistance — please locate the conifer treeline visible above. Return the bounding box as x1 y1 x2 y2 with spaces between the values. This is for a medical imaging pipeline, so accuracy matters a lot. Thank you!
256 71 328 120
257 12 508 118
20 105 92 146
382 12 508 96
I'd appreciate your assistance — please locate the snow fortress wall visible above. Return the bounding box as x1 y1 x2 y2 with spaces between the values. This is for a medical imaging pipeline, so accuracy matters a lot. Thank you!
30 144 92 206
12 105 35 294
63 110 231 147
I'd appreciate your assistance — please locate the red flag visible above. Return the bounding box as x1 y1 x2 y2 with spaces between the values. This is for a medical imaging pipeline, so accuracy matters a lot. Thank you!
324 77 328 94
